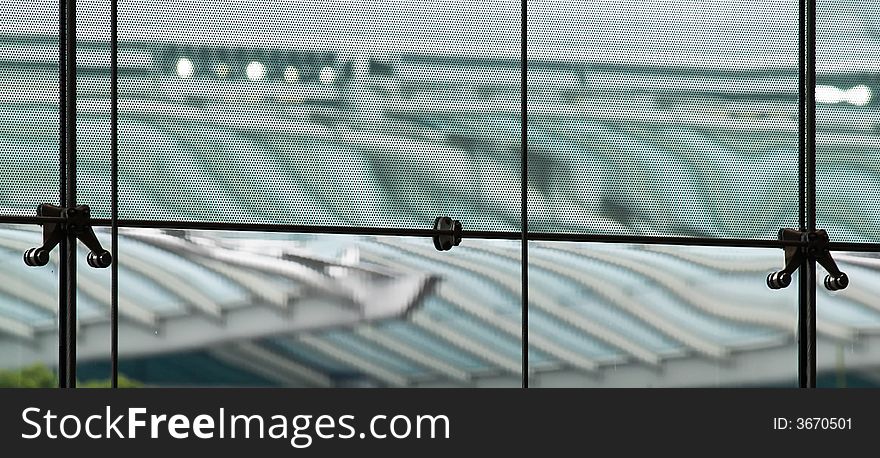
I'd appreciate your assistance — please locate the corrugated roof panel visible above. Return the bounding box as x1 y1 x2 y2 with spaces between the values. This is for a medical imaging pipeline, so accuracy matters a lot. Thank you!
379 321 489 372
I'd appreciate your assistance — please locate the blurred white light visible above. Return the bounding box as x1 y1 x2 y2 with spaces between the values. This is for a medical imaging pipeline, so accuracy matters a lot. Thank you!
246 61 266 81
848 84 872 106
175 57 194 78
816 85 844 104
284 66 300 83
319 66 337 85
216 63 229 78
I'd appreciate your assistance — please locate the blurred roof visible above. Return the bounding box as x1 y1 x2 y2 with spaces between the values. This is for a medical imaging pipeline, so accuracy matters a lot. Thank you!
4 226 880 387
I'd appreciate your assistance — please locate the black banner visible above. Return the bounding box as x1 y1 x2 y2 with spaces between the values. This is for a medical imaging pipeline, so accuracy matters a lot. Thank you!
0 389 875 454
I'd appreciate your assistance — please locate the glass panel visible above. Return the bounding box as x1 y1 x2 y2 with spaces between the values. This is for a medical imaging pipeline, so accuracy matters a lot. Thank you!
0 224 58 387
0 2 59 215
116 228 521 387
527 1 798 238
816 252 880 387
74 228 114 386
816 2 880 243
528 242 797 387
115 1 521 230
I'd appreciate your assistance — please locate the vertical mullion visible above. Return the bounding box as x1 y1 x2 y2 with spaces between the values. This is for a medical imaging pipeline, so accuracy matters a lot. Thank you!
804 0 818 388
797 0 807 389
62 0 78 389
798 0 818 388
110 0 119 388
57 0 68 390
521 0 528 388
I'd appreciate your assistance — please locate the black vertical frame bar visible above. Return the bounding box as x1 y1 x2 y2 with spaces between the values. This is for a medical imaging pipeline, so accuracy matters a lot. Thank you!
521 0 528 388
798 0 818 388
61 0 78 388
110 0 119 388
57 0 68 389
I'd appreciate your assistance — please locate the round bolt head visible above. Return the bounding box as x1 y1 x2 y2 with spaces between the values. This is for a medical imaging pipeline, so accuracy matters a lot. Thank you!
87 250 112 268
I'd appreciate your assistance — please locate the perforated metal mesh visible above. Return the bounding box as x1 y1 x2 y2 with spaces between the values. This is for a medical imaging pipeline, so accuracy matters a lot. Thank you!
527 1 799 239
0 4 59 215
816 1 880 243
105 1 521 230
76 1 112 216
8 1 878 244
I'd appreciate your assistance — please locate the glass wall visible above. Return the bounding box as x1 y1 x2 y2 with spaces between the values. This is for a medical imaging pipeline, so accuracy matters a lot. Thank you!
527 0 799 238
0 2 59 215
810 0 880 385
0 2 60 388
2 0 879 389
0 225 58 387
528 243 798 387
106 229 522 387
815 252 880 387
109 0 521 230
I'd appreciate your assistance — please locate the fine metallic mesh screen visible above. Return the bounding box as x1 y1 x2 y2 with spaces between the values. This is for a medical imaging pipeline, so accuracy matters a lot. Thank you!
816 1 880 243
0 3 59 216
527 1 799 238
113 1 521 230
76 1 112 217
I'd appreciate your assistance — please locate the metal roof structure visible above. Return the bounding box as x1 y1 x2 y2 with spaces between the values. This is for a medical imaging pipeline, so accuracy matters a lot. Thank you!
3 224 880 387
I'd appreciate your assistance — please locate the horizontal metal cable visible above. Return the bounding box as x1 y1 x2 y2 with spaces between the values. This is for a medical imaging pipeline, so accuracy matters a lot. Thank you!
828 242 880 253
0 214 829 248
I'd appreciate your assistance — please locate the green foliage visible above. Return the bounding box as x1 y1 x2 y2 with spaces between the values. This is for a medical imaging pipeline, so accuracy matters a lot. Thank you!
79 374 142 388
0 364 56 388
0 364 142 388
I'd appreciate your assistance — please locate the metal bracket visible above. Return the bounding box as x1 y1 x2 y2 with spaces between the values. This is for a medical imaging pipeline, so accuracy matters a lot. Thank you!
767 228 848 291
433 216 462 251
23 203 112 268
